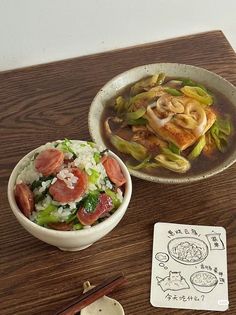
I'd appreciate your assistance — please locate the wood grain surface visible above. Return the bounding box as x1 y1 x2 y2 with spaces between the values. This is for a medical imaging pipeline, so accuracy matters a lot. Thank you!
1 30 236 315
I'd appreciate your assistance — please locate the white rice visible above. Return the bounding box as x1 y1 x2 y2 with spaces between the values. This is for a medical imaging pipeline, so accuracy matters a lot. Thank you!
57 169 78 189
38 180 52 193
16 160 41 185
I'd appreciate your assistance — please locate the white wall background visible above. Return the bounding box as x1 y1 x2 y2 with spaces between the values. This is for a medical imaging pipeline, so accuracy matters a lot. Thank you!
0 0 235 71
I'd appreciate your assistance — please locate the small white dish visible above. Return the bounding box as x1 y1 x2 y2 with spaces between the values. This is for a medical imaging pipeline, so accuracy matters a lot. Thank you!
81 281 125 315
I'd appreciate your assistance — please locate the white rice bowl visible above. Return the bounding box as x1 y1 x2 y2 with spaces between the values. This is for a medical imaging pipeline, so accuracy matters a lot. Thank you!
8 140 132 251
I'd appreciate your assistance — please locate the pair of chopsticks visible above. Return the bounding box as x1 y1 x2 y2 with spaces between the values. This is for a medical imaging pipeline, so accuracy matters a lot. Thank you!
55 273 126 315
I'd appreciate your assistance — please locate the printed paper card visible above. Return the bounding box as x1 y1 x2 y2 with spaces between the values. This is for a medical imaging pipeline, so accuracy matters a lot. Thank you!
150 222 228 311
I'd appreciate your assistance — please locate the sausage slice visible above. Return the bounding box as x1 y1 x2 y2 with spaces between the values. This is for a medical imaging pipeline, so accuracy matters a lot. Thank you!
35 149 64 176
77 193 113 226
49 168 88 203
15 183 34 218
102 156 126 187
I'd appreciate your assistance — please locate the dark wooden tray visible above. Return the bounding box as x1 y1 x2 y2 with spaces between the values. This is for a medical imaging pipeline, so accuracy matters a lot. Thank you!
1 30 236 315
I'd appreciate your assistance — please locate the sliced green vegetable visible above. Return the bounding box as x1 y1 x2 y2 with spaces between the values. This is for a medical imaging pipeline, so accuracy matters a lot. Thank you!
129 90 159 110
168 142 181 154
127 161 160 170
87 141 96 148
210 116 232 152
89 169 100 184
155 148 190 173
110 134 148 161
126 107 146 120
196 84 208 92
66 213 77 224
73 223 83 230
126 156 160 170
216 116 232 136
178 78 196 87
181 86 213 105
114 96 129 114
127 117 148 125
105 189 121 208
164 87 182 96
188 135 206 160
177 78 207 91
93 152 101 164
211 130 227 152
82 191 100 213
35 204 59 226
57 138 77 158
156 72 166 85
130 75 159 96
66 208 78 223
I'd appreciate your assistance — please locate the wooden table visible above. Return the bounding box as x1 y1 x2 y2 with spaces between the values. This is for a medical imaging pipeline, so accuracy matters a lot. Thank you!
1 31 236 315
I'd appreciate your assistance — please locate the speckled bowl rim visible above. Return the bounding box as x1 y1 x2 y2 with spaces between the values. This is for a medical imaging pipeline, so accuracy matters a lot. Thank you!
88 63 236 184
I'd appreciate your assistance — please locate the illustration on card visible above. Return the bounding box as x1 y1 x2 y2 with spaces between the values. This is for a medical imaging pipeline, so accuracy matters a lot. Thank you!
155 252 169 269
206 233 225 250
167 237 209 265
156 271 190 292
190 271 218 293
151 223 228 311
155 252 169 263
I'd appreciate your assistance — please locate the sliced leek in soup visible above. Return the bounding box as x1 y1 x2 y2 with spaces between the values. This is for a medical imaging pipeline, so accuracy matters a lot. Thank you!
101 74 235 175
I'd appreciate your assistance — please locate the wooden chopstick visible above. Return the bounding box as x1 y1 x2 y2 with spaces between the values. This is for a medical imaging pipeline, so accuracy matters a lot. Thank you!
55 274 126 315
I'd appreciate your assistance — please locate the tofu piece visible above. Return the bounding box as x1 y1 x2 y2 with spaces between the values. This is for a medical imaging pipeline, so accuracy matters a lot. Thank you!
132 125 149 133
132 133 166 154
132 124 167 154
147 108 216 151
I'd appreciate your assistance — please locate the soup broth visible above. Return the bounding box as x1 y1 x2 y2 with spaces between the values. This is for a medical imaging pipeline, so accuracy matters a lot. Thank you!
101 75 236 177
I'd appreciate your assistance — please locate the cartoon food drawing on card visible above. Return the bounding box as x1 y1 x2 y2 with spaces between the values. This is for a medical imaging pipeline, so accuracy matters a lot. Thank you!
167 237 208 265
151 223 228 311
155 252 170 270
190 271 218 293
155 252 169 263
156 271 190 292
